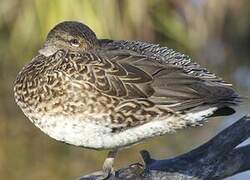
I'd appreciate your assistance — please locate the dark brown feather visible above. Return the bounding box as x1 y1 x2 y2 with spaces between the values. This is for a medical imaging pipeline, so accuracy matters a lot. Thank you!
98 40 240 113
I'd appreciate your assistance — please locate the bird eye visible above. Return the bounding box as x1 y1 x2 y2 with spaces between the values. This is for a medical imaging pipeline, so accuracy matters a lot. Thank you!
70 39 80 47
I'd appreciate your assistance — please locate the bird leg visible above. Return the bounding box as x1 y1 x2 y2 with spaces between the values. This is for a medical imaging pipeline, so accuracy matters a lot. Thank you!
102 149 118 179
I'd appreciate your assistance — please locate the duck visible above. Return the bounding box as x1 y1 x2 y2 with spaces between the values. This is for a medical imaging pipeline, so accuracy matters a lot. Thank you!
14 21 240 179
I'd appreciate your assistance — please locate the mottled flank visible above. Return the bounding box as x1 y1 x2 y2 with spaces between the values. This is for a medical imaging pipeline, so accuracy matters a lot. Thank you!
14 21 240 150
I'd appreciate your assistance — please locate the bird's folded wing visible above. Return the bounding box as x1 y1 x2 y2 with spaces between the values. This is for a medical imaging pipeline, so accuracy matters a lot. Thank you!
70 48 239 113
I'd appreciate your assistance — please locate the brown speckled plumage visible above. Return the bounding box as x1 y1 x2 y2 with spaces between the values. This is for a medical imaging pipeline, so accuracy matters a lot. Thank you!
14 21 240 177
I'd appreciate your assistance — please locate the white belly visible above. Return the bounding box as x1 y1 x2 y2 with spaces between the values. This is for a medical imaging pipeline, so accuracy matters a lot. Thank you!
30 107 217 150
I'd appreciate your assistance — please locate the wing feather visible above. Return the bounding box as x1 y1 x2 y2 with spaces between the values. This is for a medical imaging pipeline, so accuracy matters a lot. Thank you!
66 42 239 116
98 40 240 112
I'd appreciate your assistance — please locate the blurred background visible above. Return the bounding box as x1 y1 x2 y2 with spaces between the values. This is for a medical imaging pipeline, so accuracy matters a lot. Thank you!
0 0 250 179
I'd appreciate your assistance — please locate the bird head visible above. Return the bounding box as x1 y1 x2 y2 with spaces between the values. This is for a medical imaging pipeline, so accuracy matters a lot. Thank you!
39 21 99 56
